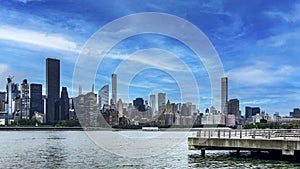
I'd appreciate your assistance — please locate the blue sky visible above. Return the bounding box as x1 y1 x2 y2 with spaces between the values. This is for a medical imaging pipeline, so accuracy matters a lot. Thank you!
0 0 300 115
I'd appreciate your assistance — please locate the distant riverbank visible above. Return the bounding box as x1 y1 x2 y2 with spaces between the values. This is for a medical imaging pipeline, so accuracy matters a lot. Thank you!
0 126 220 132
0 127 84 131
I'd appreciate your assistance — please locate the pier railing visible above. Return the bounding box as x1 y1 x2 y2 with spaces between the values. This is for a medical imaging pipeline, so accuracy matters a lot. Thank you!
195 129 300 140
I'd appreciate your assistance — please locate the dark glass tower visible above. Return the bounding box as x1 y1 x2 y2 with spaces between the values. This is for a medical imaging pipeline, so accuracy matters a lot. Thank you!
133 98 145 112
46 58 60 124
21 79 30 119
60 87 69 120
30 83 43 118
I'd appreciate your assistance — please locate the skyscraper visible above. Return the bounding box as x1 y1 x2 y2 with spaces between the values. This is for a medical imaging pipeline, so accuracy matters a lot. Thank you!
46 58 60 124
221 77 228 114
6 76 20 124
21 79 30 119
6 77 13 122
98 84 109 110
158 92 166 113
111 74 117 105
117 99 123 117
227 99 240 117
133 98 146 112
149 94 156 114
227 99 240 124
30 83 43 118
245 106 260 121
60 87 69 120
0 92 5 112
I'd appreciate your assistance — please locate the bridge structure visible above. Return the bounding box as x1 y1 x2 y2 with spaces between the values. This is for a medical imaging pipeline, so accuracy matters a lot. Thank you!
188 129 300 157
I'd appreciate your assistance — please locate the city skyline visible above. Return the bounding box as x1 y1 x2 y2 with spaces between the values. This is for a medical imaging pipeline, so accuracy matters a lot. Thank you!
0 1 300 115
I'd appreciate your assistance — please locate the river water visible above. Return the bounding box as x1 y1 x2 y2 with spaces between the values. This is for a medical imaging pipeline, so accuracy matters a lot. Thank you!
0 131 299 169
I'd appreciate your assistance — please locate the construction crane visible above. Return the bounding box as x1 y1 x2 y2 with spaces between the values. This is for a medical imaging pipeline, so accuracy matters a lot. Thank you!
7 75 14 83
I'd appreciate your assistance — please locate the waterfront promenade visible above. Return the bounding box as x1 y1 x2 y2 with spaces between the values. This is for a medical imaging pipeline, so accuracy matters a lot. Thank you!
188 129 300 156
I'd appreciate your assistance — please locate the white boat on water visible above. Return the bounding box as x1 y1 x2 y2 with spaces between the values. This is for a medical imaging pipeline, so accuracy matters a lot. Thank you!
142 127 159 131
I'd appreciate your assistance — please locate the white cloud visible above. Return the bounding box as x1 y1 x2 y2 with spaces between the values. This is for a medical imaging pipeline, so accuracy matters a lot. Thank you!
0 63 9 72
227 62 295 86
257 31 300 47
0 25 80 53
13 0 44 4
265 3 300 23
106 49 201 73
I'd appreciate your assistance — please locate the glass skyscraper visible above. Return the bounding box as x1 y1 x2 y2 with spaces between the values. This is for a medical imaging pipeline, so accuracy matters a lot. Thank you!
98 84 109 110
60 87 69 120
46 58 60 124
21 79 30 119
30 83 43 118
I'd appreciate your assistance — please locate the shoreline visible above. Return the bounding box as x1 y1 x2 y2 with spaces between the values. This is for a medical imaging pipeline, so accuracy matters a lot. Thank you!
0 127 203 131
0 127 85 131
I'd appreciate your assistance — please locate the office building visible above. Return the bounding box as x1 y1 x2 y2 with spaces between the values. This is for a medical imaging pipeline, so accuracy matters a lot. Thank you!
245 106 260 121
98 84 109 110
290 108 300 118
74 92 99 127
133 98 146 112
111 74 117 105
221 77 228 114
227 99 240 117
21 79 30 119
30 84 43 119
117 99 123 117
0 92 5 112
227 98 240 125
6 76 20 123
149 94 156 114
46 58 60 124
158 92 166 113
180 103 189 116
60 87 69 120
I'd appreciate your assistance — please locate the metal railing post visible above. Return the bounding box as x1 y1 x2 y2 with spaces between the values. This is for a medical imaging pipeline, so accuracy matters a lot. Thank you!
252 130 256 139
240 130 242 139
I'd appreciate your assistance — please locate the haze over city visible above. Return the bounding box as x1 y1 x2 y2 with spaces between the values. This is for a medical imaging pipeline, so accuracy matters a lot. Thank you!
0 0 300 115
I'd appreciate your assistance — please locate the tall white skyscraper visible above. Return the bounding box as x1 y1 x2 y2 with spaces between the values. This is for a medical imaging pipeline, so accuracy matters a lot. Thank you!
112 74 117 105
221 77 228 114
149 94 156 114
98 84 109 110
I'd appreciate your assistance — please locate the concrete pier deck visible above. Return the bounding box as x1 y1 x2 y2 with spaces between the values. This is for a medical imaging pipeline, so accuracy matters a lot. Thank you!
188 129 300 156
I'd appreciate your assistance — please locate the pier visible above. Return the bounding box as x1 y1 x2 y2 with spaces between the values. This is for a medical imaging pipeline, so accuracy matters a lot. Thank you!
188 129 300 157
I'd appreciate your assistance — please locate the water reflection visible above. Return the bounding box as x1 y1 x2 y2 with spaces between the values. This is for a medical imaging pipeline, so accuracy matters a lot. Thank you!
36 132 67 168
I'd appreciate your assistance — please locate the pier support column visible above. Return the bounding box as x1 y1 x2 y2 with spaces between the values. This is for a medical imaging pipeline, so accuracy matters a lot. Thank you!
236 149 240 156
201 148 205 157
